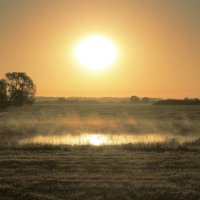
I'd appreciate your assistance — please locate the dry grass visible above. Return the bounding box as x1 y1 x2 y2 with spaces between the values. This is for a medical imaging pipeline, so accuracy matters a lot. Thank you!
0 147 200 200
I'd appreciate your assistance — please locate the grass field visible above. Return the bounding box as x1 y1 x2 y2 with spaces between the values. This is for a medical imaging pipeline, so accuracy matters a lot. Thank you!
0 147 200 200
0 102 200 199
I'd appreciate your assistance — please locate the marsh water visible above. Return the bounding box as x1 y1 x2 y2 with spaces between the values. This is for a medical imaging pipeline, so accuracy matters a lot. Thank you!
1 103 200 146
18 132 199 146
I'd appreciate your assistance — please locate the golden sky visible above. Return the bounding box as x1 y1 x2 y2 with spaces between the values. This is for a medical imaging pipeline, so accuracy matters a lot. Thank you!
0 0 200 98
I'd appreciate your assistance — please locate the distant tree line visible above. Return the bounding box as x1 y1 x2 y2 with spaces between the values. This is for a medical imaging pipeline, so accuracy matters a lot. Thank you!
130 96 150 103
0 72 36 109
57 97 97 103
129 96 159 104
154 98 200 105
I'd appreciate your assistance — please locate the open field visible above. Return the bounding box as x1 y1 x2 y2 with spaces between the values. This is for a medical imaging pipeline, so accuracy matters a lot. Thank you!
0 147 200 200
0 103 200 199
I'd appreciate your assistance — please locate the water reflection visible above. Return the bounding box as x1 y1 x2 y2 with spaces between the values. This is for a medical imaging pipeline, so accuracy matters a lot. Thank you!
18 133 197 146
88 135 107 145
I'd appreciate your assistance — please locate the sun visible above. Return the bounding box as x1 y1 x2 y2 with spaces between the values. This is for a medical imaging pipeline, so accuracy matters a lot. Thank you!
74 35 118 71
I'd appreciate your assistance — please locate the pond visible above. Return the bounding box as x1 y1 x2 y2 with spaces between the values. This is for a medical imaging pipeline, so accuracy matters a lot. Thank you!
18 132 197 146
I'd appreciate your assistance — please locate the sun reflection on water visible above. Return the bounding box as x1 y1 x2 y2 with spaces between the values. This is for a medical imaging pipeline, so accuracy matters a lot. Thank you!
88 135 107 145
17 133 195 146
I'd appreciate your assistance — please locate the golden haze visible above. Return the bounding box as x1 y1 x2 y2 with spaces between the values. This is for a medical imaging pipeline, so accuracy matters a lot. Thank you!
0 0 199 98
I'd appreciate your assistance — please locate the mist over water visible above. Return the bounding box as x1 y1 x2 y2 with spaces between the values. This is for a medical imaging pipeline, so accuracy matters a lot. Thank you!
18 132 198 146
0 104 200 146
0 111 200 146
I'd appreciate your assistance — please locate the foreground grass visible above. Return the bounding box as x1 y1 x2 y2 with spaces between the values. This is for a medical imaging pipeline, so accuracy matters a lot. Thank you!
0 146 200 200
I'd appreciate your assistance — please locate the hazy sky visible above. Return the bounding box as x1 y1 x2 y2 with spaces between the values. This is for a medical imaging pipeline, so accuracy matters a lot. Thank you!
0 0 199 98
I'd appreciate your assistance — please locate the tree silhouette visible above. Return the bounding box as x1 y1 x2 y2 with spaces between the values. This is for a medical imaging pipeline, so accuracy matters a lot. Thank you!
57 97 66 102
141 97 149 103
0 72 36 108
0 79 8 108
154 98 200 105
130 96 140 103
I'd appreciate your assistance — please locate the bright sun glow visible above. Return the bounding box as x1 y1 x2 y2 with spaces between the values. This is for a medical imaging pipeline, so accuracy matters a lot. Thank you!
74 35 118 71
88 134 107 145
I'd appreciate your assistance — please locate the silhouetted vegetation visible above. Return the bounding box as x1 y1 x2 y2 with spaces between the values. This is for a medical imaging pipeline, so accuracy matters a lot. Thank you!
154 98 200 105
65 97 97 103
57 97 66 102
130 95 140 103
141 97 149 103
0 72 36 109
130 96 159 104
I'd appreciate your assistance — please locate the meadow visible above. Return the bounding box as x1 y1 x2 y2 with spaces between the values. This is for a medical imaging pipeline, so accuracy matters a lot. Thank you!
0 102 200 199
1 102 200 146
